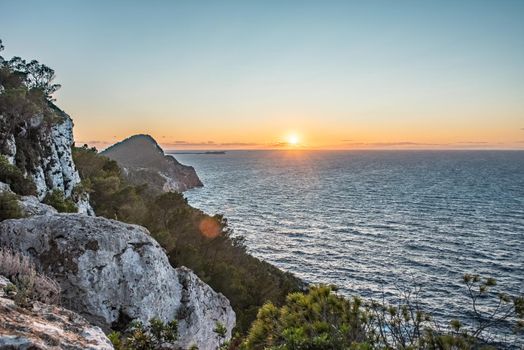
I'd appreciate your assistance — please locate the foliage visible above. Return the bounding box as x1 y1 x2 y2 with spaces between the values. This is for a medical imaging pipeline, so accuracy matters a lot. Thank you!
460 274 524 341
0 247 61 307
243 285 368 350
109 318 178 350
215 321 229 349
43 189 77 213
0 39 64 185
0 155 36 196
73 145 303 333
0 39 61 100
362 276 524 349
243 277 523 350
0 191 24 221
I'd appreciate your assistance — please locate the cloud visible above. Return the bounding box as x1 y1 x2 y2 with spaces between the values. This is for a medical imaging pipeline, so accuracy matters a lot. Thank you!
163 140 260 148
340 140 508 148
269 142 290 148
453 141 489 144
342 141 442 147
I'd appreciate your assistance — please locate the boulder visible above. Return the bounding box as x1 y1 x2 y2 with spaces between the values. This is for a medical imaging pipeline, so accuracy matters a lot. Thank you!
0 214 235 350
18 196 58 216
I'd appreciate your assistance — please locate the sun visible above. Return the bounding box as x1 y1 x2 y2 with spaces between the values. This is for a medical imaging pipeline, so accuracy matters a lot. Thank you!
287 133 300 146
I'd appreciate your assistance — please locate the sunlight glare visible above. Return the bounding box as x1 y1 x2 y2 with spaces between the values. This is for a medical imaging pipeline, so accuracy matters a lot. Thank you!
287 133 300 146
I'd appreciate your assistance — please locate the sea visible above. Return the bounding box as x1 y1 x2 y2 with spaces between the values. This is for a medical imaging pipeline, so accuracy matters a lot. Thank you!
174 150 524 337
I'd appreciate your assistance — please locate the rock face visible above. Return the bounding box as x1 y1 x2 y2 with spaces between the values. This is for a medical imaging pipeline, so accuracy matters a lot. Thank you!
0 107 93 215
101 134 203 193
0 275 113 350
0 214 235 350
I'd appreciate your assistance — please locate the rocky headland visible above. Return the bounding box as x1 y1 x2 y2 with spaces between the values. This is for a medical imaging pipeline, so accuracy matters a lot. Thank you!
101 134 203 193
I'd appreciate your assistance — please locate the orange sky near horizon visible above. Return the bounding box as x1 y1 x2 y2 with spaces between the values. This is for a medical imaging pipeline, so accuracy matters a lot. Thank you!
4 1 523 151
71 105 524 150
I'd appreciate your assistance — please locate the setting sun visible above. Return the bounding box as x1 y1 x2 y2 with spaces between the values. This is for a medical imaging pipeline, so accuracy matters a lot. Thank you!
287 133 300 146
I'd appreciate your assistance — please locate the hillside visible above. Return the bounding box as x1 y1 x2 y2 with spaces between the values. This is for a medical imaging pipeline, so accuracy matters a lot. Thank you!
101 134 202 193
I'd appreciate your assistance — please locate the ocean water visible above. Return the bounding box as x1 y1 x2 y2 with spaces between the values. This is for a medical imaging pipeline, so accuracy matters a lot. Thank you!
175 150 524 330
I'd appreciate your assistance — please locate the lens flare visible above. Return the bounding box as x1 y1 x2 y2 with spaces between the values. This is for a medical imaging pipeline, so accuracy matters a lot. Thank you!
198 217 221 238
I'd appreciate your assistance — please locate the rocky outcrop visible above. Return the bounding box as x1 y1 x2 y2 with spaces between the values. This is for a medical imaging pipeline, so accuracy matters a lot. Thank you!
0 275 113 350
0 107 93 215
101 134 203 193
0 214 235 350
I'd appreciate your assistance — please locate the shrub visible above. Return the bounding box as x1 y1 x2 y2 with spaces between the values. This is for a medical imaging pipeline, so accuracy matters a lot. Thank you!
0 155 36 196
244 285 368 350
43 189 77 213
109 318 178 350
0 247 61 306
0 191 24 221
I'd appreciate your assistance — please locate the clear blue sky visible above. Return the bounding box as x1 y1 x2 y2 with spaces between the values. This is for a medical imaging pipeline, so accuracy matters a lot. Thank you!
1 0 523 149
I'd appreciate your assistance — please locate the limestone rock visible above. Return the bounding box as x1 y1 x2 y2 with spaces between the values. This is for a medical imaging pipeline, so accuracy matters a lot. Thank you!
101 134 203 193
0 279 113 350
0 275 11 298
18 195 58 216
0 106 94 215
0 214 235 350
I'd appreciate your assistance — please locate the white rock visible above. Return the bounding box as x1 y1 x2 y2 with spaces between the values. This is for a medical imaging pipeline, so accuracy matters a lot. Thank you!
0 275 11 298
18 195 58 216
3 133 16 165
0 214 236 350
0 288 113 350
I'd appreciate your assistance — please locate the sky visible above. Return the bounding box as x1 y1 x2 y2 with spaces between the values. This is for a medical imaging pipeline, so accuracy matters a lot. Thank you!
1 0 523 150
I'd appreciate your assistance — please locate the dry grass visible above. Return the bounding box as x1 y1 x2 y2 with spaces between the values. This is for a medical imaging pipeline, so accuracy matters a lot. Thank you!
0 247 61 305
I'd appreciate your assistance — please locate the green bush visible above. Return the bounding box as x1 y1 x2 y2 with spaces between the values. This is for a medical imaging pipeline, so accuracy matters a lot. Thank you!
43 189 77 213
243 285 368 350
0 191 24 221
109 318 178 350
0 155 36 196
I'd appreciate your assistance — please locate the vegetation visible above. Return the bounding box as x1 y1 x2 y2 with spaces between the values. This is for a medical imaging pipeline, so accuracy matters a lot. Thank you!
0 155 36 196
0 191 24 221
244 285 367 350
243 277 524 350
0 39 63 188
0 247 61 307
43 189 77 213
73 145 303 333
109 318 179 350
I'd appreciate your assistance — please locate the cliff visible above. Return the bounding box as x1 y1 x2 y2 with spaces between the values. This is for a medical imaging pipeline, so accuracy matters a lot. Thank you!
101 134 203 192
0 105 93 215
